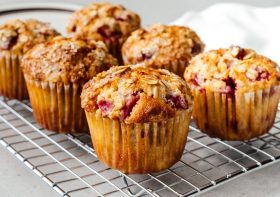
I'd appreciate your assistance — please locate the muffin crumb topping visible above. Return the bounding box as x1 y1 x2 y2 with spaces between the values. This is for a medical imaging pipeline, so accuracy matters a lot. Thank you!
81 65 193 123
67 2 140 49
184 46 280 93
122 24 205 70
21 36 118 83
0 19 59 53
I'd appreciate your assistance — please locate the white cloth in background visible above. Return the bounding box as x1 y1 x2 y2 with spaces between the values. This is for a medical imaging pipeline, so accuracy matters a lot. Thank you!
172 3 280 63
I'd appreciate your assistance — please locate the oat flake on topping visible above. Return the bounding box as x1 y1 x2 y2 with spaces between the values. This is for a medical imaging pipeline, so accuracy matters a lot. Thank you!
81 65 193 124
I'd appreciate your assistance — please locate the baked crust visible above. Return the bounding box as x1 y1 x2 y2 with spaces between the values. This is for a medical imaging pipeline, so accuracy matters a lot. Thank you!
81 65 193 124
21 36 118 84
67 2 140 48
0 19 59 54
122 24 204 69
184 46 280 93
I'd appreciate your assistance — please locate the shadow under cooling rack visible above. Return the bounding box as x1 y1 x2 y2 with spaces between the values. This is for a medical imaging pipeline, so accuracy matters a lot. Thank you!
0 97 279 196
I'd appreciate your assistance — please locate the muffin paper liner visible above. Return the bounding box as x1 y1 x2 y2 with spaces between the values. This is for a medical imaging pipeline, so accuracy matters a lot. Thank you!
85 83 192 173
193 85 280 140
25 77 88 133
163 60 187 77
86 109 192 173
0 53 28 100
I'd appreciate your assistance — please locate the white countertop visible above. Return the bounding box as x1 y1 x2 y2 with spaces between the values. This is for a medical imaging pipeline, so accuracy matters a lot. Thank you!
0 0 280 196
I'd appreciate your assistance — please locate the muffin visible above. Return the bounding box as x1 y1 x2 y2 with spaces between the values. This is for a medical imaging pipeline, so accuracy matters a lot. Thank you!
81 65 193 173
122 24 204 77
21 36 118 133
184 46 280 140
67 2 141 63
0 19 60 100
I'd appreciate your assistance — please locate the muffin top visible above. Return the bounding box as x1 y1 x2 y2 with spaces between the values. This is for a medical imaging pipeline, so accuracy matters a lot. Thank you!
67 2 140 46
21 36 118 84
81 65 193 124
0 19 59 54
184 46 280 94
122 24 204 68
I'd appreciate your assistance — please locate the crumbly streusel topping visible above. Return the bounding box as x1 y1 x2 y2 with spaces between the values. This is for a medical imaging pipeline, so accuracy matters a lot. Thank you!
184 46 280 93
0 19 60 54
67 2 140 47
21 36 118 84
81 65 193 124
122 24 204 69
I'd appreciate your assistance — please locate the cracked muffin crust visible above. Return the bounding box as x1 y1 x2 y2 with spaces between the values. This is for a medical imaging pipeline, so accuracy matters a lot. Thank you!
122 24 204 76
21 36 118 84
0 19 60 54
81 65 193 124
184 46 280 93
67 2 141 62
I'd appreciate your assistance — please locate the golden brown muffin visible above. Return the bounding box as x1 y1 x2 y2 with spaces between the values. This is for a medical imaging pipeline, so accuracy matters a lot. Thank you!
0 19 59 100
81 65 193 173
184 46 280 140
122 24 204 77
67 2 141 63
21 36 118 133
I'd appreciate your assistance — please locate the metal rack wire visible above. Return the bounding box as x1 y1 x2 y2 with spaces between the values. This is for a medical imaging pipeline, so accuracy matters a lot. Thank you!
0 97 279 197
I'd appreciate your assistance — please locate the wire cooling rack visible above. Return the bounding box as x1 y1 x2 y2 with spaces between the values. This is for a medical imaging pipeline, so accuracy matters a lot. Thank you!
0 97 279 197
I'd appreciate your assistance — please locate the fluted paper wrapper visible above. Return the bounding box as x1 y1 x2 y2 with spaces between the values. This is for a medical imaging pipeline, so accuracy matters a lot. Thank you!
86 109 191 174
193 85 280 140
25 78 88 133
161 60 187 77
85 84 192 173
0 53 28 100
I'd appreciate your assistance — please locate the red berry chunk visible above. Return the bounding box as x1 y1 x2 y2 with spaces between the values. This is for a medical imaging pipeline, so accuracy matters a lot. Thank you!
140 52 153 61
97 25 122 42
222 77 236 95
121 93 140 120
96 100 112 116
255 67 270 81
0 34 18 50
191 43 202 55
166 95 187 110
236 48 246 60
191 73 199 86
